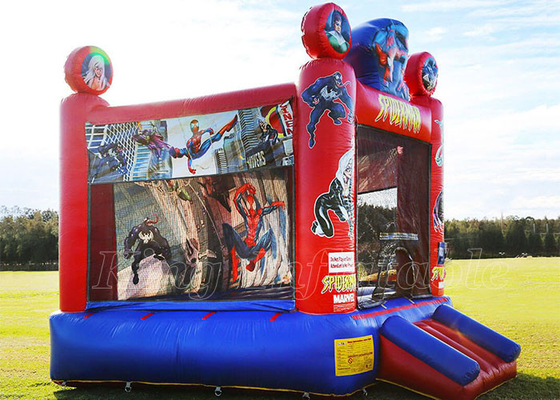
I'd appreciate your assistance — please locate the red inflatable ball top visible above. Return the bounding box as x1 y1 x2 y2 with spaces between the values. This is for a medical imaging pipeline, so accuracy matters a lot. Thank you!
405 52 438 97
64 46 113 95
301 3 351 60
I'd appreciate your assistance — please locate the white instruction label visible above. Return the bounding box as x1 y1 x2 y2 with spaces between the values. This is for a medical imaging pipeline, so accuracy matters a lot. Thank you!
328 252 355 274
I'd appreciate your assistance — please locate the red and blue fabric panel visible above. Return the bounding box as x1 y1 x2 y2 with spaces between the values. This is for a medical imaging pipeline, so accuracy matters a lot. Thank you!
50 296 451 395
378 304 520 400
432 305 521 363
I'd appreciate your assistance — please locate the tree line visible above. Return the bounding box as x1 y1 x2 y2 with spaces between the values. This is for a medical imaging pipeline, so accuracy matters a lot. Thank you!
0 206 559 264
0 206 58 264
446 216 560 259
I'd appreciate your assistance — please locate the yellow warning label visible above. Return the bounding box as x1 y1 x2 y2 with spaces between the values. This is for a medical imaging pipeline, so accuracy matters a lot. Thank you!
334 335 374 376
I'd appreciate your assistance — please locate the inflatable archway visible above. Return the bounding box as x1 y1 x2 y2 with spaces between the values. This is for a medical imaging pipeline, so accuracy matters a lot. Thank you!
51 4 520 399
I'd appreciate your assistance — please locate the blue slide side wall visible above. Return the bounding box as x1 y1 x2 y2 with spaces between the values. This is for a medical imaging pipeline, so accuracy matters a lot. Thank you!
380 315 480 386
433 304 521 363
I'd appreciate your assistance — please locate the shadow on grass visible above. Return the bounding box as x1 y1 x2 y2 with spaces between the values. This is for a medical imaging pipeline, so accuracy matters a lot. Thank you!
53 384 306 400
370 374 560 400
51 373 560 400
479 373 560 400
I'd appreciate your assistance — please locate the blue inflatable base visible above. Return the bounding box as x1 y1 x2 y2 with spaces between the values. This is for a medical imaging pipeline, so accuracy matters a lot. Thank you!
50 296 451 396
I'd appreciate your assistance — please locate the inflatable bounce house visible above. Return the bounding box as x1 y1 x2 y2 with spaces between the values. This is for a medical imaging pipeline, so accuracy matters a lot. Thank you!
51 3 521 399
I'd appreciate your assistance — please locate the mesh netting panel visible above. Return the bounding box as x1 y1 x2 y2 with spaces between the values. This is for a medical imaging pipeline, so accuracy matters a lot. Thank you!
108 168 293 301
357 126 430 304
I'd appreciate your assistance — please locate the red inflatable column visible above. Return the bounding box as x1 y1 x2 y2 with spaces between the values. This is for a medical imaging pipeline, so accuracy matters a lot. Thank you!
60 94 108 312
428 98 445 296
60 46 112 312
406 52 445 296
295 58 357 314
295 3 356 314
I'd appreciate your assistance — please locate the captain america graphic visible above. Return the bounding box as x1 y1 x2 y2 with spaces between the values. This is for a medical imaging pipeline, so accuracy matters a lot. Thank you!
301 72 354 148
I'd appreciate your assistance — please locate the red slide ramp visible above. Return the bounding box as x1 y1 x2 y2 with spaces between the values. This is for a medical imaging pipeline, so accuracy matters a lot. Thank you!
378 305 520 400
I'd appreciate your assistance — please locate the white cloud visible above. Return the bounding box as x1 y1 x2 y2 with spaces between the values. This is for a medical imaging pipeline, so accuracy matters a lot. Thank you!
445 104 560 171
490 168 560 185
444 103 560 219
511 196 560 209
401 0 510 13
468 0 553 18
463 24 496 37
0 0 310 210
425 27 448 42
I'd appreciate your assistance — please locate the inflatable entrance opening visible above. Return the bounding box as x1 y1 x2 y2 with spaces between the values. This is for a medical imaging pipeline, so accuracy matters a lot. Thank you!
51 4 520 399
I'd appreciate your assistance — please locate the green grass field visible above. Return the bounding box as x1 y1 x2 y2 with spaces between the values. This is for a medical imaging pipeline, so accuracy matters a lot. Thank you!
1 258 559 399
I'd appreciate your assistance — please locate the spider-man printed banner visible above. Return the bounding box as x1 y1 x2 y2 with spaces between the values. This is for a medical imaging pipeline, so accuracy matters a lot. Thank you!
91 167 293 302
86 101 294 184
345 18 410 100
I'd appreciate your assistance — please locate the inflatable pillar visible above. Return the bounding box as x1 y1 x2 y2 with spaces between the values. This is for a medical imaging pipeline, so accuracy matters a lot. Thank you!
406 52 445 296
428 98 444 296
59 47 112 312
295 4 357 314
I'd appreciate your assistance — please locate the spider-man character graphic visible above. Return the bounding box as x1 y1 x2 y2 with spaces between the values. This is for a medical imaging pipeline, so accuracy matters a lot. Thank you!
222 183 284 282
123 216 172 285
132 129 170 159
372 22 409 99
301 72 353 148
345 18 410 100
170 115 238 174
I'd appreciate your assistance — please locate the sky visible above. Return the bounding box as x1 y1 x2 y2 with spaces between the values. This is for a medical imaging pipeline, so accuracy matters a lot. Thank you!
0 0 558 220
